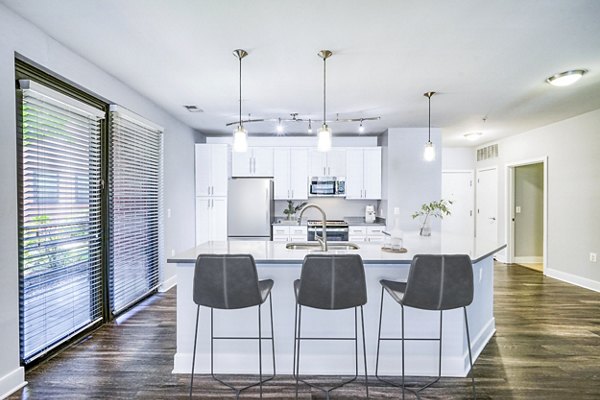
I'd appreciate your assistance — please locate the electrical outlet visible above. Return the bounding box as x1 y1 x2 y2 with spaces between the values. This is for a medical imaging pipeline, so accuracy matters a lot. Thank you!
515 206 521 214
590 253 597 262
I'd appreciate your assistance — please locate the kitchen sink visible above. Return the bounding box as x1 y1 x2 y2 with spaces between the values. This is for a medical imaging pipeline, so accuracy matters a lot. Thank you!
285 242 360 250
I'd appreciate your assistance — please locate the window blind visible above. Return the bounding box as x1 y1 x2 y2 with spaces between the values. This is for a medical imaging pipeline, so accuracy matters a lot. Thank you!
108 105 163 314
18 80 105 363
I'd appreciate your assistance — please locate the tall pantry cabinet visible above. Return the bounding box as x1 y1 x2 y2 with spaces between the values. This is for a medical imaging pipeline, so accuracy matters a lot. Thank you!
195 144 229 245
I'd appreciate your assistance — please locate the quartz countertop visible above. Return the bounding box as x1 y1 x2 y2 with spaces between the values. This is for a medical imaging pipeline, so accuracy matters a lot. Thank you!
344 216 386 226
168 232 505 265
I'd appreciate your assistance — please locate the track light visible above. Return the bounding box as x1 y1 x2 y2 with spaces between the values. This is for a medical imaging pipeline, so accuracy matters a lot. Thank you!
358 119 365 134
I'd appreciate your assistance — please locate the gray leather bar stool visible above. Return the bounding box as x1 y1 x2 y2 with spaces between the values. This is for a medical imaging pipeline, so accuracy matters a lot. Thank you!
293 254 369 399
190 254 275 399
375 254 476 399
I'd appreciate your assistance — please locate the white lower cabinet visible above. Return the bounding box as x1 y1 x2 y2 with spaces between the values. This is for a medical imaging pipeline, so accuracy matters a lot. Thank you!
349 225 385 243
272 225 307 242
196 197 227 245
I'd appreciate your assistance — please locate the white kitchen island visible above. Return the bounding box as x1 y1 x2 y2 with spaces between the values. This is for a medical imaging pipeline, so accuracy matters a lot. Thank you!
167 233 504 378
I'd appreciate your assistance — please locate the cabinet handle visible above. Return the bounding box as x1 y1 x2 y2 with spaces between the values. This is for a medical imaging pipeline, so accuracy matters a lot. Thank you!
249 157 253 174
207 185 210 195
207 199 210 209
291 190 294 198
253 157 256 174
287 189 290 198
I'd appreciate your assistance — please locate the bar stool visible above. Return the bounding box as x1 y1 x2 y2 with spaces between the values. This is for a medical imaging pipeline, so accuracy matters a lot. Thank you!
293 254 369 399
190 254 276 399
375 254 476 399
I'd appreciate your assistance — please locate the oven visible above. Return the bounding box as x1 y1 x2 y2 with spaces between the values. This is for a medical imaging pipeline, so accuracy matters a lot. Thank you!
309 176 346 197
307 220 349 242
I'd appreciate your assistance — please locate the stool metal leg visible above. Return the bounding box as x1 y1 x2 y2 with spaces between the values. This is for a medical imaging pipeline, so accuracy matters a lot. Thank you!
360 305 369 399
190 305 200 398
401 304 405 400
269 293 276 377
375 286 385 379
295 304 302 399
258 303 263 399
464 307 476 399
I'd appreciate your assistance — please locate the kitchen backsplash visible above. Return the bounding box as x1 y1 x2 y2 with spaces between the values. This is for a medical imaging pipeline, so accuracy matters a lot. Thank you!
274 198 381 220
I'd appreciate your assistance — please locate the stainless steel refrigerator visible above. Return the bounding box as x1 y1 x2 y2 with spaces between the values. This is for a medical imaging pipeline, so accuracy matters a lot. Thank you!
228 178 273 240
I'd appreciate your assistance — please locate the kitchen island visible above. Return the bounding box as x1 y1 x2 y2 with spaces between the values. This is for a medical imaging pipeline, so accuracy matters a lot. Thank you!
167 233 504 377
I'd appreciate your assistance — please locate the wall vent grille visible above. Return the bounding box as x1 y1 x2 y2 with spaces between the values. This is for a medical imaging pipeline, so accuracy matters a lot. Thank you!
477 144 498 161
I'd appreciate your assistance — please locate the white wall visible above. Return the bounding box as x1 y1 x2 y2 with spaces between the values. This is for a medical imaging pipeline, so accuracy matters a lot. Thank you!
381 128 442 232
442 147 475 170
0 5 201 396
476 108 600 291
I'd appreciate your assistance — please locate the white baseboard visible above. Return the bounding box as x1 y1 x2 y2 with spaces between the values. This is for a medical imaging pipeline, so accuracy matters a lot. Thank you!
0 367 26 400
159 275 177 293
514 256 543 264
545 268 600 292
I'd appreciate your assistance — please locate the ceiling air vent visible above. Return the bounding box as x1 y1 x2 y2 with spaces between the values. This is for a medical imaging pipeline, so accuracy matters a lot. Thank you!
183 105 204 112
477 143 498 161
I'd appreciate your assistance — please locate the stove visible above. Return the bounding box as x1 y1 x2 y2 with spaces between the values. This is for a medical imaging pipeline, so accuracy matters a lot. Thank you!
307 219 349 228
306 220 349 241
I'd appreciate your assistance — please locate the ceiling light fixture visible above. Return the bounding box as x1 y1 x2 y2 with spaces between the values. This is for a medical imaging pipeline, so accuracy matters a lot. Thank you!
423 91 436 162
464 117 486 141
276 118 284 134
546 69 587 87
232 49 248 152
317 50 333 152
307 119 313 134
358 119 365 134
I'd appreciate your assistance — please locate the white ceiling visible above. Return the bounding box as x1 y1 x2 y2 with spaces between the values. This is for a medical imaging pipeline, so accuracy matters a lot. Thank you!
3 0 600 146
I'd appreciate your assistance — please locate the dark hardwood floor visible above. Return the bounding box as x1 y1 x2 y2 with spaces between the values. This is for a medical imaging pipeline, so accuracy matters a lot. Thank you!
10 263 600 399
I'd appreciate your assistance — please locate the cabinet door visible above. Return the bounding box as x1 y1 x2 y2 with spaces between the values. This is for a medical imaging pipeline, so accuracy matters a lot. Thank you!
273 149 291 199
349 226 367 242
327 148 347 177
252 147 274 177
211 198 228 241
195 197 211 245
308 150 327 176
344 149 364 199
211 145 229 197
366 226 385 242
195 145 212 197
289 148 308 199
363 148 382 199
231 151 252 177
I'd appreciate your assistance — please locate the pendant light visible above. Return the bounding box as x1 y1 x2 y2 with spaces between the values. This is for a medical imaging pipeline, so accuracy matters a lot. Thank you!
423 91 436 162
317 50 333 152
232 49 248 152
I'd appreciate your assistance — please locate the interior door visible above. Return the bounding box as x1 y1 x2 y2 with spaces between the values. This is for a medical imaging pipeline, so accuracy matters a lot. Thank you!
441 170 474 255
476 167 498 255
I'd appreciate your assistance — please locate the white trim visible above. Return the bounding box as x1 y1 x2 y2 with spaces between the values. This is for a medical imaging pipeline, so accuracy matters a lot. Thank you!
514 256 543 264
546 268 600 293
504 156 548 274
0 367 26 400
109 104 164 132
19 79 105 119
158 275 177 293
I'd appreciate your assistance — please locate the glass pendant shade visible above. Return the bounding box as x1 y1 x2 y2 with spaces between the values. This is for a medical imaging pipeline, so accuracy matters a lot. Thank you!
423 141 435 161
233 125 248 153
317 124 332 152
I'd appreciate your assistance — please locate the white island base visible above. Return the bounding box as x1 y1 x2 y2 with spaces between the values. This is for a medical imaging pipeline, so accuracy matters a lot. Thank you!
169 238 501 378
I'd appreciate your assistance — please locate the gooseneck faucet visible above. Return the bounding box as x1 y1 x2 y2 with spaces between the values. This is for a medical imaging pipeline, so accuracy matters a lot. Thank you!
297 203 328 251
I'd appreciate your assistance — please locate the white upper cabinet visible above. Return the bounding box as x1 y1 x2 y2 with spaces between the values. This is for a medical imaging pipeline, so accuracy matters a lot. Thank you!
195 144 229 197
308 148 346 177
273 148 308 200
232 147 274 177
345 147 381 199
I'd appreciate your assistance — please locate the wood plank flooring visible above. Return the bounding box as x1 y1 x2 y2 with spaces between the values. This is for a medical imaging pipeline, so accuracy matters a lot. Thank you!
9 263 600 399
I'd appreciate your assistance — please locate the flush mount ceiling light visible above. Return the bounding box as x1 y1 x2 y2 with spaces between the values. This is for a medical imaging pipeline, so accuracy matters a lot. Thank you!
464 132 483 141
546 69 587 87
232 49 248 153
423 91 436 162
317 50 333 152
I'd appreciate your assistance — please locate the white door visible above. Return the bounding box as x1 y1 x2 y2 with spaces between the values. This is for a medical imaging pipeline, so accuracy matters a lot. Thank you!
231 150 252 177
309 150 327 176
273 148 291 199
345 149 364 199
194 145 211 197
211 197 228 241
195 197 210 245
327 149 346 177
442 170 474 255
289 148 308 199
210 144 229 196
252 147 274 177
363 148 382 199
476 167 498 255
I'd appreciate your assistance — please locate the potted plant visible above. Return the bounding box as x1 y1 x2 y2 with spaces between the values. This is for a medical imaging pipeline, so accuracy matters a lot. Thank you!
283 200 308 221
412 199 452 236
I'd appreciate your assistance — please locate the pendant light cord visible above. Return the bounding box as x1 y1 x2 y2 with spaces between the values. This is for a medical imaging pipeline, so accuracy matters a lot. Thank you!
323 56 327 124
428 94 431 142
239 55 242 126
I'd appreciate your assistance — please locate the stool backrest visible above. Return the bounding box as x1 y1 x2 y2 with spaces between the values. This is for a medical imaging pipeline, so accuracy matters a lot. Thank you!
297 254 367 310
193 254 262 309
402 254 474 310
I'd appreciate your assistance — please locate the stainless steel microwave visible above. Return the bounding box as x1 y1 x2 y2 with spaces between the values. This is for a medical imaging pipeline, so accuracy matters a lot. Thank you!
309 176 345 197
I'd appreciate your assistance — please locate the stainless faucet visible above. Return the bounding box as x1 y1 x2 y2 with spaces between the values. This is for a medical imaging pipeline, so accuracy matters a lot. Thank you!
297 203 328 251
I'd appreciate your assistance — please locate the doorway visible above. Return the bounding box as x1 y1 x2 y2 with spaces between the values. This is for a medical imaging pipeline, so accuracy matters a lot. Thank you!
476 167 498 255
506 158 547 273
